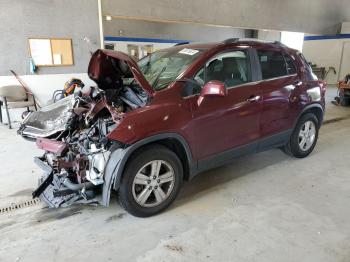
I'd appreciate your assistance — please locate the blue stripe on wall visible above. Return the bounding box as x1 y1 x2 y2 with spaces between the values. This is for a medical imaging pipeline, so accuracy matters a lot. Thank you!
106 34 350 42
104 36 189 44
304 34 350 41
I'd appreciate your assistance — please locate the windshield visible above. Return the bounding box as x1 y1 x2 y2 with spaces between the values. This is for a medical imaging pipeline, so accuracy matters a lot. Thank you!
137 48 204 91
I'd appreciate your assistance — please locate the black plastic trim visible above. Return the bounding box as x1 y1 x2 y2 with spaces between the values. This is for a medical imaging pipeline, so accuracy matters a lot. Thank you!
294 103 324 128
258 129 292 151
32 172 53 199
248 48 262 81
197 141 257 172
196 129 292 176
112 133 196 190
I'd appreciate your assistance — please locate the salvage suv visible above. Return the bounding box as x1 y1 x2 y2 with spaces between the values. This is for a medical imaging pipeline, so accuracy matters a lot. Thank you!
18 39 326 217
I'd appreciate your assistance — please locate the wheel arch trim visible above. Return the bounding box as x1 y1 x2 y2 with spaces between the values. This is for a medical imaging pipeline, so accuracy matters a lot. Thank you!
294 103 324 129
100 133 195 207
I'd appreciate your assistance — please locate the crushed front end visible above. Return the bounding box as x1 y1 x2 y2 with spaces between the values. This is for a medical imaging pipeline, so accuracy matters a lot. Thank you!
17 49 152 208
23 92 125 207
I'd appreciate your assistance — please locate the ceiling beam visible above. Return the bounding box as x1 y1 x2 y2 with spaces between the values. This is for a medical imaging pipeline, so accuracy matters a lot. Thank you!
102 0 350 34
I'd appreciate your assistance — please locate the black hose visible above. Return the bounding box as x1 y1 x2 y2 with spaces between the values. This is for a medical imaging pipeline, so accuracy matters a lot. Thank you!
63 177 95 191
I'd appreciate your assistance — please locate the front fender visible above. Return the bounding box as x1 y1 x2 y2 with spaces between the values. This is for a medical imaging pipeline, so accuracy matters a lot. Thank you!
100 132 195 207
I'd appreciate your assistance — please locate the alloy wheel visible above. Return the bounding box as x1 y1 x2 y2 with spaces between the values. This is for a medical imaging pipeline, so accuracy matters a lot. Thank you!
298 120 316 151
132 160 175 207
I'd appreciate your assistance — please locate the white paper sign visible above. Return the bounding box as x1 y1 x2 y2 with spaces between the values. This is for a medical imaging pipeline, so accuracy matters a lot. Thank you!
29 39 53 65
179 48 199 56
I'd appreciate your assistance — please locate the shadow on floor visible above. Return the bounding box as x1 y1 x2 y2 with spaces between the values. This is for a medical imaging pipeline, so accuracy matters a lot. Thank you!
173 148 292 209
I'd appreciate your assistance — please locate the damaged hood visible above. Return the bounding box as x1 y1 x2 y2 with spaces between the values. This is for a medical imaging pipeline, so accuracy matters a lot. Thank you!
88 49 154 96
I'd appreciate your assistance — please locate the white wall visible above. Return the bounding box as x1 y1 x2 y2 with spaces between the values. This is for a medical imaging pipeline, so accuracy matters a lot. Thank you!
257 30 281 41
341 22 350 33
303 38 350 84
281 31 304 51
0 73 96 123
0 0 100 76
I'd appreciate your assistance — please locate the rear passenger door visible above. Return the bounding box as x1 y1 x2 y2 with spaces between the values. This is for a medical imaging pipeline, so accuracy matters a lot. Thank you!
256 49 300 149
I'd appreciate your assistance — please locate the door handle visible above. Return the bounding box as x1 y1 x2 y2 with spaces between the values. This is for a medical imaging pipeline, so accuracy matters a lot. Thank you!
247 95 261 102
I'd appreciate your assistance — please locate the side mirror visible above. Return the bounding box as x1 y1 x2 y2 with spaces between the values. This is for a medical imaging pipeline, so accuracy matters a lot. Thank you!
197 80 227 106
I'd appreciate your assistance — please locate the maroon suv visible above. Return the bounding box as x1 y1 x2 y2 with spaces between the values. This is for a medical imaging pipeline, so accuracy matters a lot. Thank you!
19 39 326 217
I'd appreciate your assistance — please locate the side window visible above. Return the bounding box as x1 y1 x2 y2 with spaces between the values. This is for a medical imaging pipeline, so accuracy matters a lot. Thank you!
257 50 287 79
204 51 251 87
284 54 297 75
188 50 251 96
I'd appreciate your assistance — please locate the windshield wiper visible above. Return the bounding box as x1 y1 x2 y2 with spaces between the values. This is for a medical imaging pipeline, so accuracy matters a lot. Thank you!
143 53 153 75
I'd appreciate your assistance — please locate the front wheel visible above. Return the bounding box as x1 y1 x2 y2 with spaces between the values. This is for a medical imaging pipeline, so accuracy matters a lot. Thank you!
118 145 183 217
283 113 319 158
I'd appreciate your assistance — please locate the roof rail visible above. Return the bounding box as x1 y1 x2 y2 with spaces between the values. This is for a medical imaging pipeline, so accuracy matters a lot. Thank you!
174 42 190 46
222 38 272 44
222 38 288 48
273 41 287 47
222 38 239 44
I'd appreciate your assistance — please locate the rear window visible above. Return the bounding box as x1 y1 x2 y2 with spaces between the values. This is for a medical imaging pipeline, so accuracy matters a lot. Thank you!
297 52 318 80
257 50 287 79
298 52 312 72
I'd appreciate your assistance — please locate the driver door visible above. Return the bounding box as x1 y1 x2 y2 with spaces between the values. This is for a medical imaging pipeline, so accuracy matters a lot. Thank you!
186 50 262 168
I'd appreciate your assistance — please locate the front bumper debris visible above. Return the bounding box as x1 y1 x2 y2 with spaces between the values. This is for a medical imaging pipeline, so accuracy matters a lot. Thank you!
33 156 97 208
32 157 53 199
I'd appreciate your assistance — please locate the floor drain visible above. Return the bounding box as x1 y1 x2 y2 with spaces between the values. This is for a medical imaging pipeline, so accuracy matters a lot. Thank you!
0 198 41 214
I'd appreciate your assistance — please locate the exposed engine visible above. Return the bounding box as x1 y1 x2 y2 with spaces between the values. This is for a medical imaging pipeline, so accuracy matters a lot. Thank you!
18 67 149 207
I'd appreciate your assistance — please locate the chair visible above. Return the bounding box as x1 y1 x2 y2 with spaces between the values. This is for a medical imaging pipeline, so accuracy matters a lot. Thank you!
0 85 37 129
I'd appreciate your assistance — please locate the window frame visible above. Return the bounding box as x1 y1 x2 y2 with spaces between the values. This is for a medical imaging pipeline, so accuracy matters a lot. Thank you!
283 53 297 75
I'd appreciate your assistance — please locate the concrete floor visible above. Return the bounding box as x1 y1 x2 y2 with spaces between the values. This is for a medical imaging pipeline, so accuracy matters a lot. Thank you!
1 86 350 262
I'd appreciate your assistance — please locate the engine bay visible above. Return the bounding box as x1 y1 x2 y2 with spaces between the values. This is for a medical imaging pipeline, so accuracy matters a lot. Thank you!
18 50 151 207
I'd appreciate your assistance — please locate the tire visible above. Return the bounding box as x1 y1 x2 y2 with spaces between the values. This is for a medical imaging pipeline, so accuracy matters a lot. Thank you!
283 113 319 158
118 144 183 217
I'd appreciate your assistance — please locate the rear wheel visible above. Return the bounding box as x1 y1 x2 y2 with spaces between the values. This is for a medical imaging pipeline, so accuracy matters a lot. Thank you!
283 113 319 158
118 145 183 217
